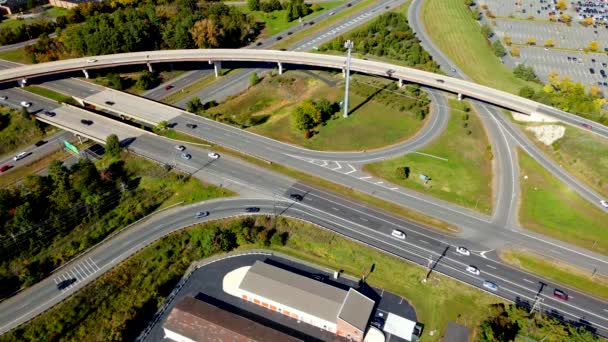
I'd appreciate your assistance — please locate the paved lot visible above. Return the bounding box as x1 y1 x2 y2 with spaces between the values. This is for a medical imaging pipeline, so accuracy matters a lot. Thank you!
143 252 416 342
484 0 608 23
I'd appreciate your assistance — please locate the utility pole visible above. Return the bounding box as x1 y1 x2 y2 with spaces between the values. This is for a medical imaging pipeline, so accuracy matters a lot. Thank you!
422 254 433 283
530 295 544 315
343 40 354 118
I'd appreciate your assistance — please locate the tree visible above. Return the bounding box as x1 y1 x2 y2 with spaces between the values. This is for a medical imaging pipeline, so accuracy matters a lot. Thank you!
583 17 594 26
106 73 127 91
544 39 554 47
296 99 322 125
156 121 168 131
105 134 121 157
503 34 512 46
556 0 567 10
560 13 571 23
186 97 203 113
519 86 535 99
190 18 222 48
136 71 158 90
314 98 335 121
587 41 599 52
311 3 321 12
513 64 538 82
249 72 260 87
492 40 505 57
481 24 493 38
247 0 260 11
510 47 520 57
20 107 30 120
270 231 284 246
293 107 314 133
526 37 536 45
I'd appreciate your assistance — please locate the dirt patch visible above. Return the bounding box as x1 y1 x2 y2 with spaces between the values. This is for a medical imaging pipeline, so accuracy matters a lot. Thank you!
526 125 565 146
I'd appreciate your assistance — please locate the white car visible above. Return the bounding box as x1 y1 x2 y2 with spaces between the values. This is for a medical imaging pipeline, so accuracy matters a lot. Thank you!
600 200 608 208
391 229 406 240
174 145 185 151
0 95 7 101
13 151 28 161
86 59 97 63
466 265 480 275
20 101 31 108
456 246 470 256
208 152 220 159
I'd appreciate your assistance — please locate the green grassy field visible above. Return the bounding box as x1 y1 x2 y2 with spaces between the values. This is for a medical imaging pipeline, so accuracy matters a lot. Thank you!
421 0 536 94
365 99 494 214
215 71 427 151
240 1 343 38
24 85 76 104
515 119 608 199
518 148 608 255
2 216 502 342
499 249 608 301
0 48 29 64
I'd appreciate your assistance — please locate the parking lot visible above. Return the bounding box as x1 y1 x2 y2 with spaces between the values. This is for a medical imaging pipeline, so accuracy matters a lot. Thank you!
483 0 608 23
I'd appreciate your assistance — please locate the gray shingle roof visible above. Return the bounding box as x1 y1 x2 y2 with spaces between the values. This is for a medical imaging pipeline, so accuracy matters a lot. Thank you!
337 289 375 331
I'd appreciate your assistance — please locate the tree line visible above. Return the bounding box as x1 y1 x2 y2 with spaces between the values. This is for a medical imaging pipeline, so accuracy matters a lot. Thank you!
319 12 439 72
248 0 312 22
19 1 260 63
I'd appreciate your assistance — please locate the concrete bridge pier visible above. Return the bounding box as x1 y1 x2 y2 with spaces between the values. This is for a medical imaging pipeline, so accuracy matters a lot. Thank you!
398 79 404 88
210 61 222 78
457 93 463 101
342 67 345 78
146 62 153 72
17 79 26 87
277 61 283 75
82 69 90 79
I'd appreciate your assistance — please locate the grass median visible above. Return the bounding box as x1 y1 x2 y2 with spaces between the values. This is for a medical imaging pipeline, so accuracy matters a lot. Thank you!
499 249 608 301
2 216 499 342
517 148 608 255
365 99 494 214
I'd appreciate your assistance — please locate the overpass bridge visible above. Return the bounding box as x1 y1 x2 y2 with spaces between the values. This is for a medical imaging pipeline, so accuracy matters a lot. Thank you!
0 49 605 138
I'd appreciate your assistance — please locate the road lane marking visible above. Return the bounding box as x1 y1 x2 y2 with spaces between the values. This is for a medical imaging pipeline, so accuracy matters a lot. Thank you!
331 207 340 211
523 279 534 284
486 265 497 270
359 176 372 180
419 240 430 244
375 181 384 185
389 187 399 190
344 164 357 175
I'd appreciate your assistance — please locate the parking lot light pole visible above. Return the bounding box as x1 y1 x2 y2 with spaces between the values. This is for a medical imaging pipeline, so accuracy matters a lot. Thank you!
343 40 354 118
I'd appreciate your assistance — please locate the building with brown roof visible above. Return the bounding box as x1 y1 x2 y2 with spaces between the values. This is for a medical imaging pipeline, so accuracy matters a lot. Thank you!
162 296 303 342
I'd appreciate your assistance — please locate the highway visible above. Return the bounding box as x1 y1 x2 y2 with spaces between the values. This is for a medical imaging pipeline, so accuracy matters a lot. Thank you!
0 130 71 173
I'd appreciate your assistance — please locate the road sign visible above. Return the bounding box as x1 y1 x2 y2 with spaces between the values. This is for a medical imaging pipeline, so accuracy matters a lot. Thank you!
63 140 79 154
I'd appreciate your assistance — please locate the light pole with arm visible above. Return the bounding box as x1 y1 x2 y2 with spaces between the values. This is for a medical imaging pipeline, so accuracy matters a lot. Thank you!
343 40 354 118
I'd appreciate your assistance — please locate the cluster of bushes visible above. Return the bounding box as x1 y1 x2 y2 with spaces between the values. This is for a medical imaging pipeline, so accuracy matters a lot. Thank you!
513 64 540 82
0 107 47 155
319 12 439 72
292 98 339 138
519 71 607 124
185 97 219 114
248 0 312 21
3 216 289 341
351 79 431 120
20 1 259 62
0 152 197 298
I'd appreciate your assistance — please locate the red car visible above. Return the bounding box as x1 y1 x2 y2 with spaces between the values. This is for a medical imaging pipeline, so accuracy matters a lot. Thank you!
0 164 11 173
581 123 592 130
165 85 174 90
553 289 568 301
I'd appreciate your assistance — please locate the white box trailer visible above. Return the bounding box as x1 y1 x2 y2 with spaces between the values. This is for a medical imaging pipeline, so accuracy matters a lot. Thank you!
383 313 423 341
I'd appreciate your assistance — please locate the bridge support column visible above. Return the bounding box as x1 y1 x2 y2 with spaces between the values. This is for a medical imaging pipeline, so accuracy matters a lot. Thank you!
277 62 283 75
398 79 404 88
342 67 345 78
17 79 27 87
82 69 90 79
213 61 222 78
457 93 463 101
146 62 153 72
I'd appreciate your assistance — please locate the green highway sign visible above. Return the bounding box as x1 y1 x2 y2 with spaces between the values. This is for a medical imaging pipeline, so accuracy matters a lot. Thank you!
63 140 79 154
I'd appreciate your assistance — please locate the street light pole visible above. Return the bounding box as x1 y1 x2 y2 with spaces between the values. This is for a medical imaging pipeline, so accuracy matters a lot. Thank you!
343 40 354 118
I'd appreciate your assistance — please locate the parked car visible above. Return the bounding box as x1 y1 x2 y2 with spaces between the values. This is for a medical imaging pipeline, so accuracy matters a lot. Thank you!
80 119 93 126
483 281 498 291
195 211 209 218
466 265 480 275
13 151 28 161
391 229 406 239
208 152 220 159
180 153 191 160
20 101 31 108
174 145 185 151
553 289 568 301
245 207 260 213
456 246 470 256
290 193 303 201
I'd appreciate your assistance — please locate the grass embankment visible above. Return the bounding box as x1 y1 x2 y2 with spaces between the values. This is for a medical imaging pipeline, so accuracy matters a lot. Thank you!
365 99 494 214
518 148 608 255
421 0 537 94
240 1 343 38
159 70 236 104
2 217 502 342
88 69 186 95
24 85 77 104
274 0 378 49
157 129 212 145
211 70 427 151
0 48 29 64
0 106 56 156
514 118 608 199
499 249 608 301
